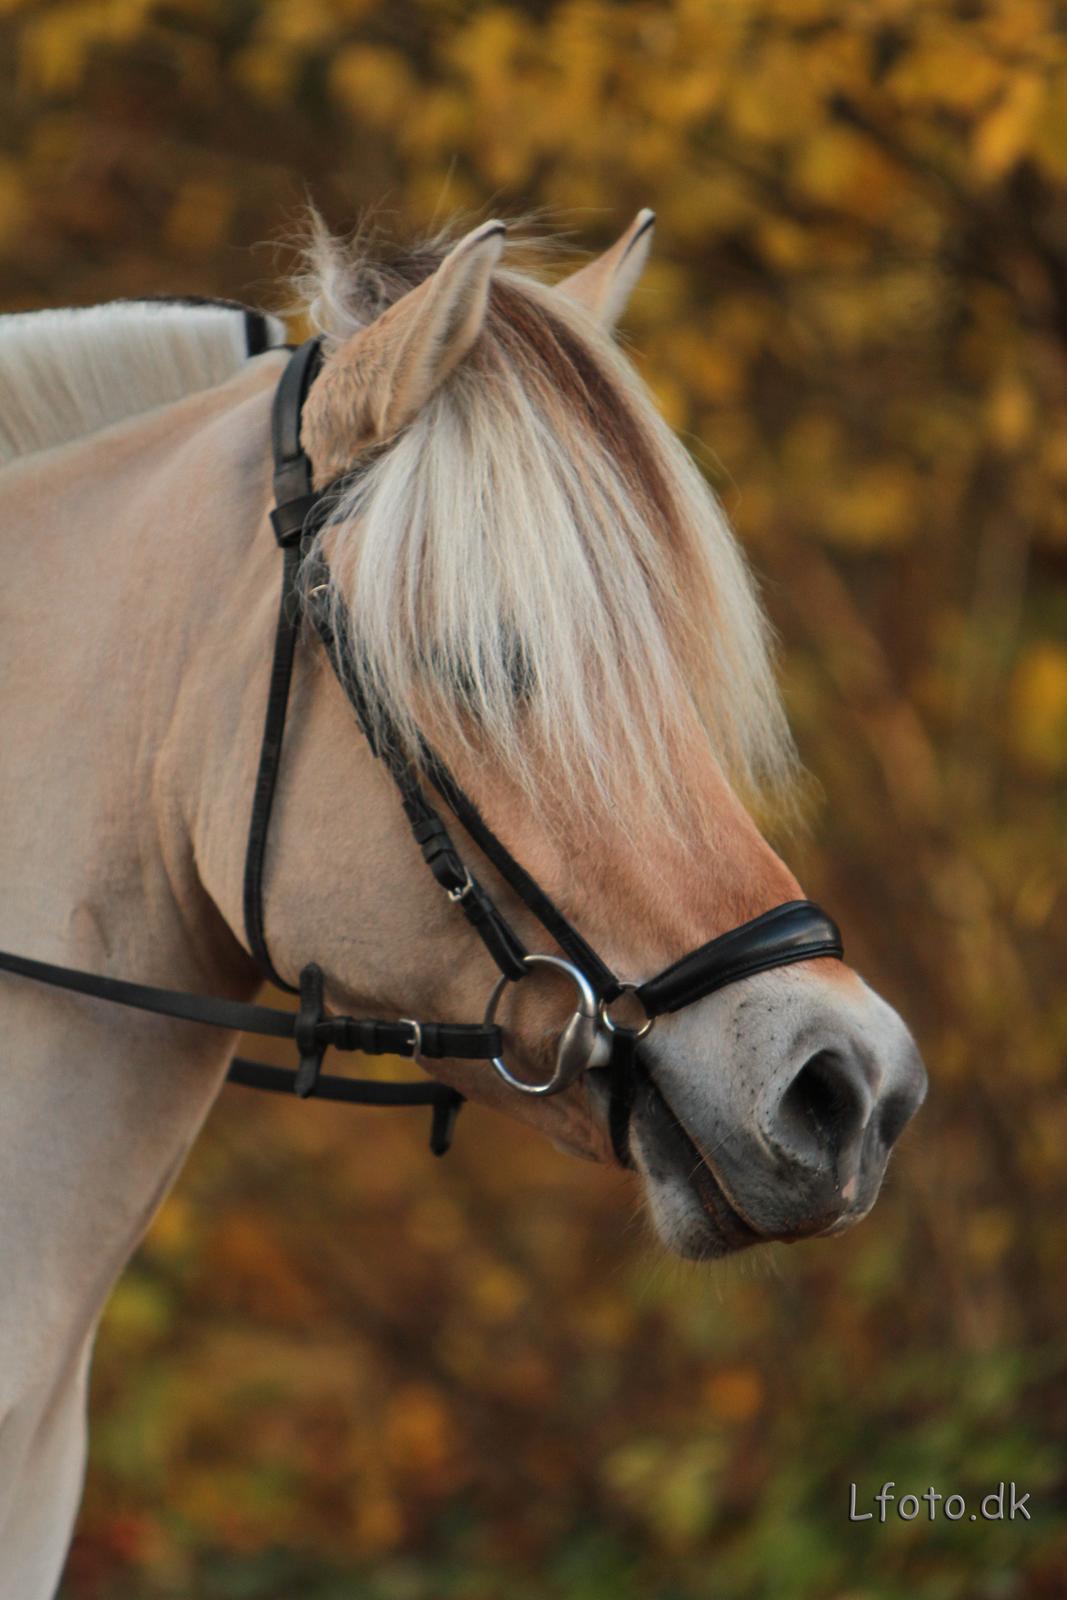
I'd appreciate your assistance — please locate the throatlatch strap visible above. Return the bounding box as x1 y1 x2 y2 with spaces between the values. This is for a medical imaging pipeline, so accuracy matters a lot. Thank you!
242 338 325 992
241 540 302 992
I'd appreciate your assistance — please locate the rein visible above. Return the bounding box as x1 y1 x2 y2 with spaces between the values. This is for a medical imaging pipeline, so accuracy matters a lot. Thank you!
0 337 843 1163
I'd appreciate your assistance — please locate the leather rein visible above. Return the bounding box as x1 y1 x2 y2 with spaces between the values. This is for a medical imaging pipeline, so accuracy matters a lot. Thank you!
0 338 843 1163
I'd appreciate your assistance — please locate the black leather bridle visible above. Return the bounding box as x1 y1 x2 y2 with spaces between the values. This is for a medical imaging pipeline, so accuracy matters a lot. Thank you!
0 338 843 1163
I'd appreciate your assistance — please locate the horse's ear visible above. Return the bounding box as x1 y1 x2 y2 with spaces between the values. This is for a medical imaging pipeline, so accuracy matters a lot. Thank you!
556 209 655 329
304 220 505 474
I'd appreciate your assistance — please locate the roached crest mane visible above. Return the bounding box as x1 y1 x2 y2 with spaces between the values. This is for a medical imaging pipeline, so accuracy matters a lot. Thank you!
295 218 796 840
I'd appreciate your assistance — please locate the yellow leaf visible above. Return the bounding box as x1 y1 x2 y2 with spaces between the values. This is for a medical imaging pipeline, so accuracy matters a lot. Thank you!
974 74 1042 180
725 40 819 142
164 178 233 255
794 126 897 219
233 43 293 100
143 1193 192 1263
331 45 415 128
702 1364 764 1422
471 1262 526 1321
757 216 812 271
965 1207 1014 1267
819 461 919 550
100 1275 171 1351
1010 643 1067 774
671 334 744 405
646 366 689 431
1028 68 1067 181
401 87 471 159
984 373 1035 451
19 0 151 93
1014 871 1058 930
259 0 342 48
383 1382 452 1473
0 158 27 250
351 1493 404 1556
890 32 1006 111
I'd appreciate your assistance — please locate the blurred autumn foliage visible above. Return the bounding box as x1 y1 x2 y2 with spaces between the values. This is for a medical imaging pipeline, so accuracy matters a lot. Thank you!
2 1 1066 1596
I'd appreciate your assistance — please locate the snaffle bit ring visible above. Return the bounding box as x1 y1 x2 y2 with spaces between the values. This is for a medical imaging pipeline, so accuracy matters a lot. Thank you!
597 981 655 1040
484 952 600 1097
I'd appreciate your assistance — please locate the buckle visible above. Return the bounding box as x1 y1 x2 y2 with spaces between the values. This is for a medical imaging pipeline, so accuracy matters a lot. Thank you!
399 1017 423 1060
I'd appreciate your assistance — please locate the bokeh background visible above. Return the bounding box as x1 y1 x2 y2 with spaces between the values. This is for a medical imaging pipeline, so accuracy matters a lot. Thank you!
2 2 1065 1596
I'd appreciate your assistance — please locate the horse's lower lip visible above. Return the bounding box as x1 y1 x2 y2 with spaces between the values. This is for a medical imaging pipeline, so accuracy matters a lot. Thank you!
678 1129 764 1249
636 1073 763 1252
686 1149 763 1247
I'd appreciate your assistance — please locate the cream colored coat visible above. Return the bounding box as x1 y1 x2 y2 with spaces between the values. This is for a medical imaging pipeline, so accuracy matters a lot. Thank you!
0 219 924 1594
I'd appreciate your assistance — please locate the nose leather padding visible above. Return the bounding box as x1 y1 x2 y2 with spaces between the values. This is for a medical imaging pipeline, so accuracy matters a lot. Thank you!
636 901 843 1018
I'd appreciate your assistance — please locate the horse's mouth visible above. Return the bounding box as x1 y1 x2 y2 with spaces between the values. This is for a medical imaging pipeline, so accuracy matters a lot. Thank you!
624 1068 764 1258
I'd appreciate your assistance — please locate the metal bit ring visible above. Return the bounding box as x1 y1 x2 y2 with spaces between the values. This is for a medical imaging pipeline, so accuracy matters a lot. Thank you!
597 982 655 1040
484 952 600 1096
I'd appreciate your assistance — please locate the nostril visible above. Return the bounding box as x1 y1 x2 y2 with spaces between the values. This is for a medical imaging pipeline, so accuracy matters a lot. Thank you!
776 1049 869 1166
877 1089 916 1150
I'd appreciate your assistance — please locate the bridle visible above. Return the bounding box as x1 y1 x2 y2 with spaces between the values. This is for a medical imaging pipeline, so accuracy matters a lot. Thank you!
0 338 844 1165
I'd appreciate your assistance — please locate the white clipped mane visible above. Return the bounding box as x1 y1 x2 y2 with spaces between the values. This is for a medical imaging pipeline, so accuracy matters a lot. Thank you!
0 299 285 466
300 227 797 837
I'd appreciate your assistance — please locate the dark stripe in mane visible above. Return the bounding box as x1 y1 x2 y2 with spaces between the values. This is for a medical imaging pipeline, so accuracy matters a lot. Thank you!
487 279 684 567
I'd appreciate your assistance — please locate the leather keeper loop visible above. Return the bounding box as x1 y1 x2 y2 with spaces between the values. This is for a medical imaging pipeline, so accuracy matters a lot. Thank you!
455 887 528 980
293 963 327 1096
270 494 319 548
430 1092 463 1157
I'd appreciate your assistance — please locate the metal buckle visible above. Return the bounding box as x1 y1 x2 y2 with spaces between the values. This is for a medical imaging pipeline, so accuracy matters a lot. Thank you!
483 953 611 1096
399 1017 422 1061
597 981 655 1041
447 869 474 904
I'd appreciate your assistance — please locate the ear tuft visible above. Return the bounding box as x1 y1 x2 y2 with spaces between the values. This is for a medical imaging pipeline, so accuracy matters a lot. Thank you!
557 209 655 329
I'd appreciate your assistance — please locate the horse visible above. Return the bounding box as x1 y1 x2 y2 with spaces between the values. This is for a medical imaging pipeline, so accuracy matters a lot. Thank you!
0 211 926 1595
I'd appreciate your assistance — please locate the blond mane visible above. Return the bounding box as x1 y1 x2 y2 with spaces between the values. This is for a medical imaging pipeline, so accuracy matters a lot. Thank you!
297 223 797 838
0 299 285 466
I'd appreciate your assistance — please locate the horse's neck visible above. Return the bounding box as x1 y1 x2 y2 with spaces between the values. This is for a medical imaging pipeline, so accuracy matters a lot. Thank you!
0 355 285 1597
1 352 286 978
